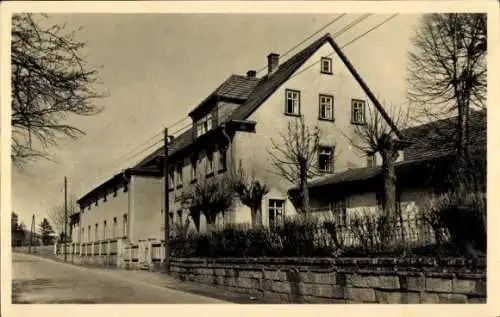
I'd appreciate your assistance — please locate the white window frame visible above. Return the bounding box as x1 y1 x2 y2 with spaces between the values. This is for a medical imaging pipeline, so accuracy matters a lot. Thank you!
206 152 214 176
191 158 197 182
320 57 332 74
176 164 183 187
218 148 227 172
332 198 347 226
197 113 213 137
269 199 285 228
285 89 300 115
351 99 366 124
366 152 376 167
319 95 334 120
318 146 334 173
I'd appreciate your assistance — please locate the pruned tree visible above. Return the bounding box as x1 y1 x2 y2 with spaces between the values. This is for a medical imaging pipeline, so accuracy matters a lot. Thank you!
11 13 107 168
268 116 321 214
181 176 233 232
407 13 487 189
230 162 269 228
344 103 410 240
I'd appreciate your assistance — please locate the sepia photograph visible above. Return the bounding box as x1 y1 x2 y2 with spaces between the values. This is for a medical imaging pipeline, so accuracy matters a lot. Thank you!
2 1 497 311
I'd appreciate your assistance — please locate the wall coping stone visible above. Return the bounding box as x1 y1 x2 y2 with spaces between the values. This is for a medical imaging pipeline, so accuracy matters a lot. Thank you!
170 257 485 274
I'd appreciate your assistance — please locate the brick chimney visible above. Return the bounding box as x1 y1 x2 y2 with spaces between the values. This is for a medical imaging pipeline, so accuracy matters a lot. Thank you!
267 53 280 75
246 70 257 78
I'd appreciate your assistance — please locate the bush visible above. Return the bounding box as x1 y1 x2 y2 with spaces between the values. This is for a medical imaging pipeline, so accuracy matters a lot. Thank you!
169 215 335 257
422 190 486 255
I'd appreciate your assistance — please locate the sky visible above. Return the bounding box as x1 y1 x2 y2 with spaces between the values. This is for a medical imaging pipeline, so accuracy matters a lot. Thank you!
11 13 422 226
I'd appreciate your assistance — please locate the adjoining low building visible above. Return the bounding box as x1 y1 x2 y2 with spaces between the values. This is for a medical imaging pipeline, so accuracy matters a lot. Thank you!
288 110 486 227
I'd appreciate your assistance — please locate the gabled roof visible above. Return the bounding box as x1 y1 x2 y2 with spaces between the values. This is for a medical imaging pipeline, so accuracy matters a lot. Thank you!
136 33 337 168
227 34 333 121
402 110 486 161
188 74 261 117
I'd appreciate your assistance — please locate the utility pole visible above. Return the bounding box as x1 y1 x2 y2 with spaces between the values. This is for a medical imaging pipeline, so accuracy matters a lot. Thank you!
64 176 68 261
28 214 34 253
163 128 171 275
29 214 35 253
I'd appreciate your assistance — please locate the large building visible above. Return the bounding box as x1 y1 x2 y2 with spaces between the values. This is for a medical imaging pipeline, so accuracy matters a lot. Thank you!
70 33 401 244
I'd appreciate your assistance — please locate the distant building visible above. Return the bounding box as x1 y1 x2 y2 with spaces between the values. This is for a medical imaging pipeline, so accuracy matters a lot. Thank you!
71 33 404 244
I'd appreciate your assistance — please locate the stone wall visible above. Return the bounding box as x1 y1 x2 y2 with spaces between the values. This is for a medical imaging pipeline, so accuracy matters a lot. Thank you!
168 257 486 304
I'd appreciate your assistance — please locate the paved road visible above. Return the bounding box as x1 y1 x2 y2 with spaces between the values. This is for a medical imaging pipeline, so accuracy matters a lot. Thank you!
12 253 228 304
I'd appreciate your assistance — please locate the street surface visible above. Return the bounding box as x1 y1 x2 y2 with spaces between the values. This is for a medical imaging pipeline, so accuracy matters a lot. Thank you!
12 253 228 304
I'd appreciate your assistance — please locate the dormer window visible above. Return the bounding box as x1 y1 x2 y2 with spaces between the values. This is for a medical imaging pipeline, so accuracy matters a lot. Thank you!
197 113 213 137
321 57 332 74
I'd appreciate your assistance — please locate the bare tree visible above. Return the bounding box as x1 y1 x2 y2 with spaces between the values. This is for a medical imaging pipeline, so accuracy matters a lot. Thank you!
49 196 77 240
230 162 269 228
181 176 233 232
268 116 321 214
407 13 487 187
344 103 410 237
11 13 107 168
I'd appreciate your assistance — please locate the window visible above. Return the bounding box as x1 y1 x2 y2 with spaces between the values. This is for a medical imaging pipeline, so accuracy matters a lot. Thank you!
168 169 175 190
112 217 117 239
218 148 227 172
82 227 85 242
206 152 214 177
196 113 213 137
95 223 99 241
366 152 376 167
123 214 128 238
176 164 183 188
332 198 347 226
351 99 366 124
285 89 300 116
190 157 198 183
319 94 334 120
88 225 91 242
318 146 334 173
103 220 107 240
321 57 332 74
269 199 285 228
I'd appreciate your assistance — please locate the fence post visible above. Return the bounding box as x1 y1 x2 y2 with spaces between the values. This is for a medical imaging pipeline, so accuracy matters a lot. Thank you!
54 242 58 255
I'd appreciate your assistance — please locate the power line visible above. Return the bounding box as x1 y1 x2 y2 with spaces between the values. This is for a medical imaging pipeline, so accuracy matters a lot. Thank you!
256 14 348 74
291 14 399 80
332 14 372 38
340 14 399 49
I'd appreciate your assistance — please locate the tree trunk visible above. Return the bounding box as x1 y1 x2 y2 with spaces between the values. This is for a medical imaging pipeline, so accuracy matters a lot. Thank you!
255 205 263 228
300 164 310 215
205 213 217 233
379 134 399 247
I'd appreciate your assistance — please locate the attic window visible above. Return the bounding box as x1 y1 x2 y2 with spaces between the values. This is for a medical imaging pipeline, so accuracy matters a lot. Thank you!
320 57 332 74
